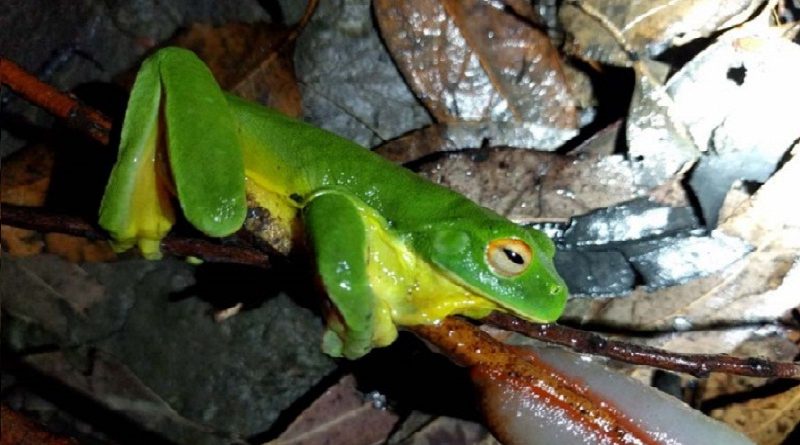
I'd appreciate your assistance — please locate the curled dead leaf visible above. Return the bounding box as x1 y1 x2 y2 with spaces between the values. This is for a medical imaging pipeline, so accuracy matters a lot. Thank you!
561 0 763 66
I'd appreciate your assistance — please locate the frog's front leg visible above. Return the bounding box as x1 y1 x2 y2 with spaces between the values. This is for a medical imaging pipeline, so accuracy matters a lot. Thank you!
303 192 387 360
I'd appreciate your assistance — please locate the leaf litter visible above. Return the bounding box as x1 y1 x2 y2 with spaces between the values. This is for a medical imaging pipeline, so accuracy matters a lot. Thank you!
2 0 799 443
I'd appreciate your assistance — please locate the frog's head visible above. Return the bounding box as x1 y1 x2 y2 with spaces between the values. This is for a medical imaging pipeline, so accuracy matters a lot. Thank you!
415 218 568 322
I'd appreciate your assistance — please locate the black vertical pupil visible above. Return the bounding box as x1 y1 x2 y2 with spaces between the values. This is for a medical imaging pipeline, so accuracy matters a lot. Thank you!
503 248 525 265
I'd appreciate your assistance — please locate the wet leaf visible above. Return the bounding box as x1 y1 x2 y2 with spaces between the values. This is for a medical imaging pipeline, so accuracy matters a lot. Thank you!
1 0 272 157
374 0 579 150
172 22 303 117
668 27 800 158
717 143 800 248
560 198 700 247
560 0 762 66
295 0 432 147
267 375 398 445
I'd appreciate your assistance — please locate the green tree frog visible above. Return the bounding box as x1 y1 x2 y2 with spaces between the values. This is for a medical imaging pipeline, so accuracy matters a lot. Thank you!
99 47 568 359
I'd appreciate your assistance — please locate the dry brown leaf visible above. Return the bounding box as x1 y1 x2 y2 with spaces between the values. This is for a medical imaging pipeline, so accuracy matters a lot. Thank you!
414 139 665 222
1 143 55 256
42 233 117 263
173 22 303 117
0 143 55 206
267 375 398 445
561 0 763 66
710 385 800 445
1 226 45 256
374 124 456 165
374 0 578 150
0 144 114 261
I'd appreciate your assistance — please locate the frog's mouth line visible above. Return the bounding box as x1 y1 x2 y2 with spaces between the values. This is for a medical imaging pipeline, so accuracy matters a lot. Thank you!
429 263 553 325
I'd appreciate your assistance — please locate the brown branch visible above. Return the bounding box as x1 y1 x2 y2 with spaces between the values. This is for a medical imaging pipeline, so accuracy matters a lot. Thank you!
0 58 112 145
486 312 800 379
1 204 270 268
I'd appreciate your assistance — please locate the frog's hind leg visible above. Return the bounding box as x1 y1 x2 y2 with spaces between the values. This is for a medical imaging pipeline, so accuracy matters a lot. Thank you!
303 192 375 359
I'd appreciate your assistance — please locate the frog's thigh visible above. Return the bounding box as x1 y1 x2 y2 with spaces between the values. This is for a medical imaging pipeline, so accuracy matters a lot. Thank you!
303 193 374 359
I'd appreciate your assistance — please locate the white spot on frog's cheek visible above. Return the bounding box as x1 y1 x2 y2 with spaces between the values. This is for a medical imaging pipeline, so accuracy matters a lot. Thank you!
338 281 352 292
433 230 470 255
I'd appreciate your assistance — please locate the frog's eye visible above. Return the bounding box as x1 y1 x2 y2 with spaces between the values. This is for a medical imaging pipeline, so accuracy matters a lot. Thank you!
486 238 532 277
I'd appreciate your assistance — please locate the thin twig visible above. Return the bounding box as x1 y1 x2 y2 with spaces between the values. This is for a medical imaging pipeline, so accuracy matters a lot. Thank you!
1 204 270 268
486 312 800 379
0 58 112 144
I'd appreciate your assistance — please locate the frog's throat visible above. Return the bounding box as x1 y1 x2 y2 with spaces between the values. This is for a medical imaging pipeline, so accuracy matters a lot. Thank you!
361 205 500 348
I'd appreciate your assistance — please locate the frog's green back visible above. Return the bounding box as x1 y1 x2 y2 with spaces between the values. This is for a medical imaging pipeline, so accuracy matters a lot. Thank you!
228 95 488 231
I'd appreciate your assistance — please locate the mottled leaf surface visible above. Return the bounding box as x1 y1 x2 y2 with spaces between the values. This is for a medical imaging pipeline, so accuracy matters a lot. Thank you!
375 0 578 150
